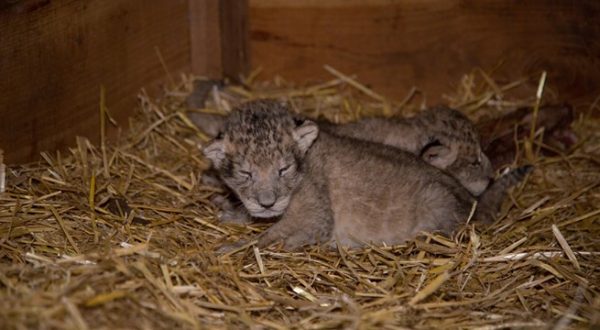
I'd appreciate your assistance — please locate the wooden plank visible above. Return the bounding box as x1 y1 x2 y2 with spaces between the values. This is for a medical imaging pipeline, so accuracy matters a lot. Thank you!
189 0 249 82
0 0 192 164
249 0 600 104
219 0 249 82
189 0 222 78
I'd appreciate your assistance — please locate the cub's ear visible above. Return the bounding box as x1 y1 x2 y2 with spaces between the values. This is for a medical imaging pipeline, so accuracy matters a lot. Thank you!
188 112 227 138
421 144 458 169
292 119 319 154
203 139 226 168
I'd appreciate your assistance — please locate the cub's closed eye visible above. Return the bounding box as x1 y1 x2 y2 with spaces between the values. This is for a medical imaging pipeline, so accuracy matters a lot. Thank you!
239 170 252 178
279 165 292 176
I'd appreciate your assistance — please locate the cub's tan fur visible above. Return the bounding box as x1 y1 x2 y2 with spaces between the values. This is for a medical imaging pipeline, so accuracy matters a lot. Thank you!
322 106 493 196
203 100 528 250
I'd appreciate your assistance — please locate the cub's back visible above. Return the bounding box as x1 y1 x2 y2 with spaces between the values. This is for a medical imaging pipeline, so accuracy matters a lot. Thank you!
308 132 475 247
321 106 493 196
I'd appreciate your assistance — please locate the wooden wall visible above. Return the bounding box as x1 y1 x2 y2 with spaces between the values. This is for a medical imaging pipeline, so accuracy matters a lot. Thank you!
1 0 187 164
249 0 600 104
0 0 247 164
3 0 600 163
190 0 249 80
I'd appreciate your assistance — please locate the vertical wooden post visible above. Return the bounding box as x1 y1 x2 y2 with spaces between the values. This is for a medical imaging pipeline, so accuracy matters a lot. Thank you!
189 0 249 81
219 0 249 82
189 0 222 78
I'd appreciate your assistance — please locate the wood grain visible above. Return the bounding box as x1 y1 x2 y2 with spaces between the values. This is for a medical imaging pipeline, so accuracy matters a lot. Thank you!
189 0 222 78
4 0 599 163
219 0 249 82
249 0 600 104
189 0 249 82
0 0 192 164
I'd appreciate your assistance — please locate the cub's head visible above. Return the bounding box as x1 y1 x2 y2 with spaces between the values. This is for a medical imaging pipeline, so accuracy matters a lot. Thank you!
202 100 318 218
422 142 494 196
417 106 494 196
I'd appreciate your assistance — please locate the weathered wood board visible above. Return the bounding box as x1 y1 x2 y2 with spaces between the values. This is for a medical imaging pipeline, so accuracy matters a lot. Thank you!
0 0 196 163
249 0 600 104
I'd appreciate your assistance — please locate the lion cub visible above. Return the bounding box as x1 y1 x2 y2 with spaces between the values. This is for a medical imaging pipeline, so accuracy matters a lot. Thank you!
202 100 529 250
322 106 493 196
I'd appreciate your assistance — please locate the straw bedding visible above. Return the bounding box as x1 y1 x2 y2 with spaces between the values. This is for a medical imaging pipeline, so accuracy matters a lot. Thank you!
1 69 599 329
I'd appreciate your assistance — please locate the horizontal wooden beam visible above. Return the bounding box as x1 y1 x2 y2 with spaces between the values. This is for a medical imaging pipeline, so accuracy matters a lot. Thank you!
249 0 600 105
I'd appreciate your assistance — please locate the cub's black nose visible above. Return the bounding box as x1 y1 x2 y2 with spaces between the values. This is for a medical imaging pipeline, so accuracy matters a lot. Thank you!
257 191 276 208
259 200 276 208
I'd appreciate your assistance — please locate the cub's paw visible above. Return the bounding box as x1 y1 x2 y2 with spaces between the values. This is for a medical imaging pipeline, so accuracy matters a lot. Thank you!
215 240 250 255
218 208 252 225
210 195 252 224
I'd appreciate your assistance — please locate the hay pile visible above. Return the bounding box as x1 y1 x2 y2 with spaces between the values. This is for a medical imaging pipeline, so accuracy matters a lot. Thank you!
1 69 599 329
